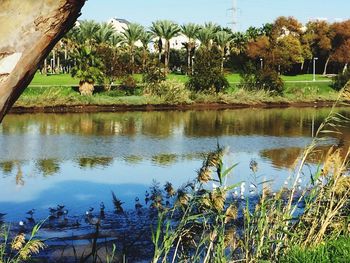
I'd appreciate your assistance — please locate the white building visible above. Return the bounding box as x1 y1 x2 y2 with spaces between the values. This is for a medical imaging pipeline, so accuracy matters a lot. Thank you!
108 18 130 33
108 18 194 51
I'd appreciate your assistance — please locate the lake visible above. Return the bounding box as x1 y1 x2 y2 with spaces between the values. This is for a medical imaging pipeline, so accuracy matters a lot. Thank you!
0 107 349 222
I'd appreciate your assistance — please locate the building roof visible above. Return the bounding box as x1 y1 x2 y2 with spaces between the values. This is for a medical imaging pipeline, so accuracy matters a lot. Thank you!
112 18 130 25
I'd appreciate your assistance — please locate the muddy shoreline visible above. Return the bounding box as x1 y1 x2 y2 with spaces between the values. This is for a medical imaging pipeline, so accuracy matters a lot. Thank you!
9 100 347 114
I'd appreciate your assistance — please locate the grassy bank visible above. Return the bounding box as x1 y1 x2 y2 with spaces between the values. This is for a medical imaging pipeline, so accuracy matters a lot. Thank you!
13 73 339 109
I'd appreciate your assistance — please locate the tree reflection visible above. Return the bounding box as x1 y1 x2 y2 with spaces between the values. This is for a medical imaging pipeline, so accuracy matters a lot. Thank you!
123 155 143 164
15 163 24 186
36 159 60 176
78 157 114 169
151 153 178 166
0 161 15 174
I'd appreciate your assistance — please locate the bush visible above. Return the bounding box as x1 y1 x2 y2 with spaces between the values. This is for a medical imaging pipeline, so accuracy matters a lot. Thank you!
239 66 284 94
142 59 166 85
120 75 138 95
333 69 350 91
186 47 229 93
144 80 191 104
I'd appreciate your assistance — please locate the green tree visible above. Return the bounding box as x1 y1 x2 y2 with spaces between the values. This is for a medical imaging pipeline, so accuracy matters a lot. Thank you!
150 20 164 62
140 31 153 71
77 20 101 45
94 22 115 44
214 31 232 72
71 45 103 95
181 23 200 74
121 23 144 74
187 47 229 93
197 23 218 50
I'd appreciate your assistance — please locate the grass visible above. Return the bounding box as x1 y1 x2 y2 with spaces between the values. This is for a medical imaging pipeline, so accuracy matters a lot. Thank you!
281 237 350 262
17 72 340 108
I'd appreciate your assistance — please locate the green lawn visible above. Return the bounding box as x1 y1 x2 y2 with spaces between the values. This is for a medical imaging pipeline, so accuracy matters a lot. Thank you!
30 73 78 86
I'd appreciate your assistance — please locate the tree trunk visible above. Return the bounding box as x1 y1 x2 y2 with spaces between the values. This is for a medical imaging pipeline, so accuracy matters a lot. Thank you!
52 49 56 72
44 58 47 75
0 0 86 122
79 81 94 96
158 38 162 62
343 63 348 73
57 53 60 73
323 56 330 76
187 47 191 75
131 46 135 75
164 40 169 75
221 49 225 73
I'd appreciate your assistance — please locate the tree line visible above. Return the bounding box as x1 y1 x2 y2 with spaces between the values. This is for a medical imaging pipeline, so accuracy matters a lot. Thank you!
41 16 350 94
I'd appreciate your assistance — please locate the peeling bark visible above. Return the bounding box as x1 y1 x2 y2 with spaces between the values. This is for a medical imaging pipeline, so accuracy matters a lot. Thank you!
0 0 86 122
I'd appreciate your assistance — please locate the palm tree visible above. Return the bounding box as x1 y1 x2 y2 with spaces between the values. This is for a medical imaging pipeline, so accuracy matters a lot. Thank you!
110 33 124 47
150 21 164 62
197 23 219 50
214 31 232 72
197 27 215 50
140 31 153 71
181 23 200 74
95 22 115 44
161 21 181 71
78 20 101 45
121 23 144 74
71 45 103 95
150 20 180 72
231 32 248 54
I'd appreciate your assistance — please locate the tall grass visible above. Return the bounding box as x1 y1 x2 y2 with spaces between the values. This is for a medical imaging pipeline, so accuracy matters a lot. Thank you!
0 223 45 263
149 82 350 262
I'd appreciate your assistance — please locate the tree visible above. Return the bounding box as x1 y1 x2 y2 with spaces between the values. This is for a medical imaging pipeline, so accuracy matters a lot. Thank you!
71 45 103 95
150 21 164 62
305 20 333 75
96 44 123 90
331 20 350 73
77 20 101 45
140 31 153 71
150 20 181 73
197 23 218 50
181 23 200 74
121 23 144 74
94 22 115 44
187 47 229 93
0 0 86 122
214 31 232 72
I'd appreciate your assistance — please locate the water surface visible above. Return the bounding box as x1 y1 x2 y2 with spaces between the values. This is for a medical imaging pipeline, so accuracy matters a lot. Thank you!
0 108 349 221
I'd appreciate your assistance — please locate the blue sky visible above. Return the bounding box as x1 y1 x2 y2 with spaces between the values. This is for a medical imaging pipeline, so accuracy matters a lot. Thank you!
80 0 349 31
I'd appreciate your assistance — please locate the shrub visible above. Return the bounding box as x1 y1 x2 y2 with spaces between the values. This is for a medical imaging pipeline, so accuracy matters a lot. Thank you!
239 65 284 94
333 69 350 91
142 59 166 85
144 80 191 104
120 75 138 95
186 47 229 93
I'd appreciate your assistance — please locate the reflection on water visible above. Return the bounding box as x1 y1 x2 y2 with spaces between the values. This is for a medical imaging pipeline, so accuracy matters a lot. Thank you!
0 108 349 221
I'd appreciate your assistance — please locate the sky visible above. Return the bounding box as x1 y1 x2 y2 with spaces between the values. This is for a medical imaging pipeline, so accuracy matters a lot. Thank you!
80 0 350 31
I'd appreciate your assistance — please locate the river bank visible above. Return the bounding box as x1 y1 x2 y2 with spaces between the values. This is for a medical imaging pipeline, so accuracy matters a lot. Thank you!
10 100 345 114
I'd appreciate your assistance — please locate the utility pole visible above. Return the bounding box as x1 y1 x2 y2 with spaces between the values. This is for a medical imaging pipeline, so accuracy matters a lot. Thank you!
228 0 238 32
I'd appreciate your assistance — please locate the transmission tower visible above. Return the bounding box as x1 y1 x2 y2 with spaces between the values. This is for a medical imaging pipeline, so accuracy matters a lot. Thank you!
228 0 238 32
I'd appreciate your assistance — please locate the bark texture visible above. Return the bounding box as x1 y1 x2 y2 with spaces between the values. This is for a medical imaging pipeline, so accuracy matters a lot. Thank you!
0 0 86 122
